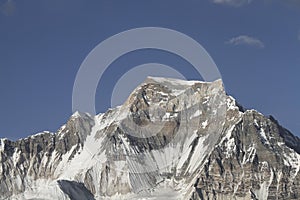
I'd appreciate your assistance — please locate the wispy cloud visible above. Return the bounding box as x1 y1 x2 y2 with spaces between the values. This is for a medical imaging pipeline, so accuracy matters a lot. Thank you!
226 35 265 48
212 0 253 7
0 0 16 16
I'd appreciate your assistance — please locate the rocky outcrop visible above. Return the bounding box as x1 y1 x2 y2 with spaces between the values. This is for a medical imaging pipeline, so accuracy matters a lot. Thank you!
0 112 94 199
192 110 300 200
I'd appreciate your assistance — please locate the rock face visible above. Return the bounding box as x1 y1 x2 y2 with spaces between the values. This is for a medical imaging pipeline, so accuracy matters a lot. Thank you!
0 77 299 200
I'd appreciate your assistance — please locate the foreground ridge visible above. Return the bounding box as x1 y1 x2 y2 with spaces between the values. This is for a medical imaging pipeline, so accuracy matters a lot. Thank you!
0 77 299 200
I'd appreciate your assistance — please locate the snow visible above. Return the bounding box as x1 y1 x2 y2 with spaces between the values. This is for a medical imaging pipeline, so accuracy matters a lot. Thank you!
54 113 108 179
147 76 204 86
201 120 208 129
162 112 171 120
259 128 270 145
277 142 285 146
100 187 184 200
40 154 49 169
254 169 274 200
226 96 238 110
247 109 264 116
218 120 241 145
190 110 202 119
176 146 192 171
12 179 70 200
0 138 6 151
59 132 66 140
225 137 236 158
254 119 259 127
202 96 209 104
72 111 81 118
30 132 48 138
261 161 269 170
233 171 244 195
254 119 270 145
145 76 215 99
57 125 67 139
187 134 209 173
119 134 131 152
12 149 21 167
283 150 300 178
171 89 186 96
149 145 181 173
60 124 67 130
54 145 83 178
14 175 23 190
176 131 199 171
242 144 257 164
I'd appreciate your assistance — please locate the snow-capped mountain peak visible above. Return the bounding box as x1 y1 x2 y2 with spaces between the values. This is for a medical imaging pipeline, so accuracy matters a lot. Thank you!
0 77 299 200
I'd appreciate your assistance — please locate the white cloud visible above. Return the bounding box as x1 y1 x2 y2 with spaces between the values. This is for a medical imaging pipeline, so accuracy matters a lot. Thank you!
226 35 265 48
212 0 253 7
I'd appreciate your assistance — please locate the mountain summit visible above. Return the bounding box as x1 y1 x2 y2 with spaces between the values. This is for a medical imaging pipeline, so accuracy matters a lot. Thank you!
1 77 299 200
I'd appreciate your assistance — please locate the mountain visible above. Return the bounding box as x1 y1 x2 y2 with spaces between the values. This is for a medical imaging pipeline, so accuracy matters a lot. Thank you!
0 77 299 200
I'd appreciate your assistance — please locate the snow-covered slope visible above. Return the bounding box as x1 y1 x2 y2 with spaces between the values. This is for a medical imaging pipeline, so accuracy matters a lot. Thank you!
0 77 299 200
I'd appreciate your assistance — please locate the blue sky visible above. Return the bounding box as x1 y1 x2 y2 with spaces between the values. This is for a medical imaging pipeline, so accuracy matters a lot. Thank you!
0 0 300 140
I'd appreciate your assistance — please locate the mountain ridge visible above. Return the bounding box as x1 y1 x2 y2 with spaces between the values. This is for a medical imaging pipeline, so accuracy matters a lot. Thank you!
0 77 299 200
